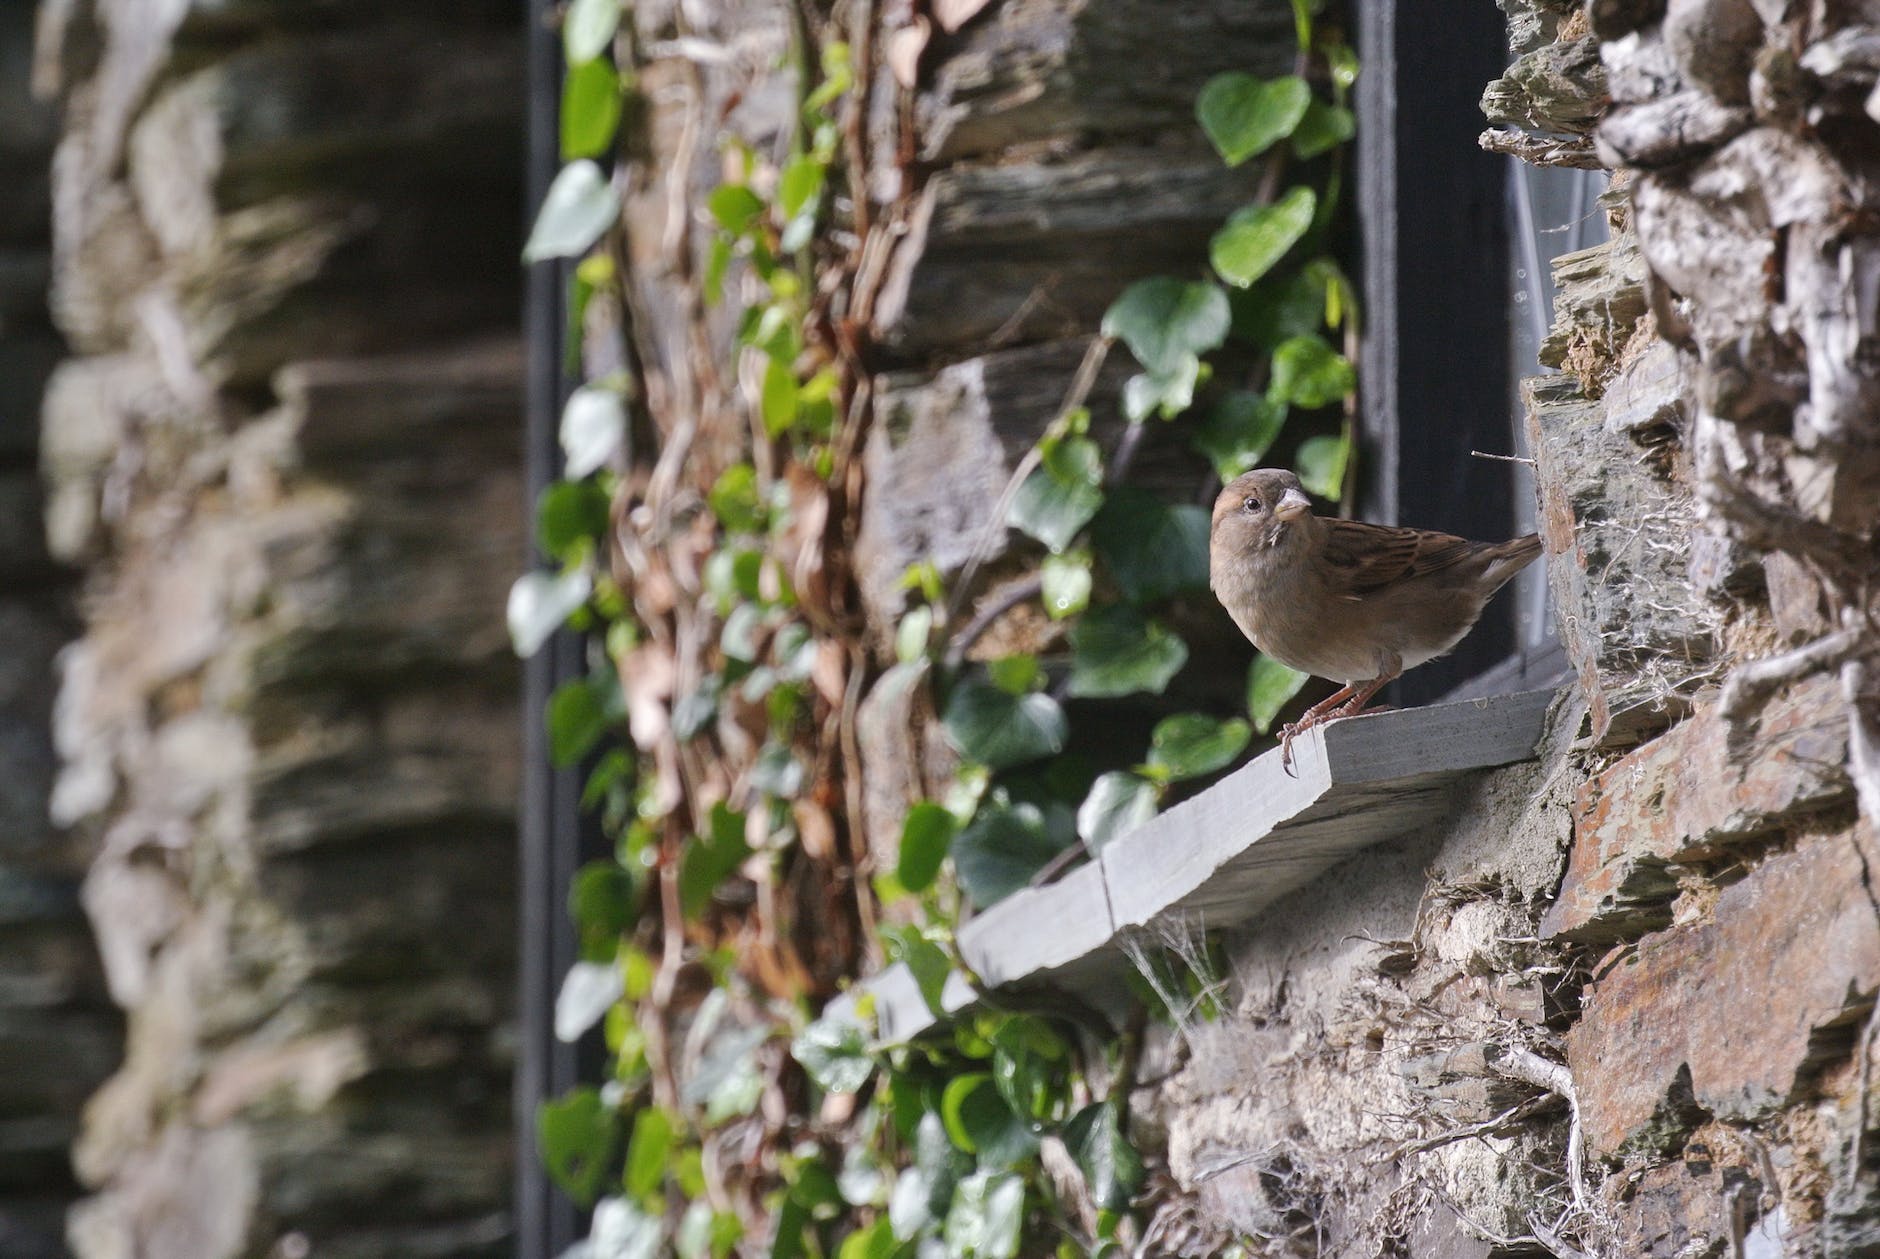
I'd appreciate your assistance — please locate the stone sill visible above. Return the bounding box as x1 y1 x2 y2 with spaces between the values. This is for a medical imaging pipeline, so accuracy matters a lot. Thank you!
835 687 1560 1043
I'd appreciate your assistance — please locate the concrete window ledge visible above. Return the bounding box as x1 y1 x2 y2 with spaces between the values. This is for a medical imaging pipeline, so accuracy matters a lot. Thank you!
834 687 1560 1043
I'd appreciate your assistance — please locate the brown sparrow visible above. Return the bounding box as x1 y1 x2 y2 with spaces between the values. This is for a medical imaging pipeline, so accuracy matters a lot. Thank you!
1209 468 1542 770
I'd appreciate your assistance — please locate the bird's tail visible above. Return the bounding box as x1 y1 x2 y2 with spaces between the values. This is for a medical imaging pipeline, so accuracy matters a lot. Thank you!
1479 533 1543 593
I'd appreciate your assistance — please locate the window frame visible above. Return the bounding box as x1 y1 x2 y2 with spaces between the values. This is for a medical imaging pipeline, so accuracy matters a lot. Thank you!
1354 0 1568 705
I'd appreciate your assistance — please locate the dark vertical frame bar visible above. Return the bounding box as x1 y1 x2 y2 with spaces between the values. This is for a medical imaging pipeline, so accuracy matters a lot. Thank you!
1355 0 1513 703
518 2 584 1256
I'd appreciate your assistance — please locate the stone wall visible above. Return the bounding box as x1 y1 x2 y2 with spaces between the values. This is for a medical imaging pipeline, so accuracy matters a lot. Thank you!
0 7 118 1257
1137 1 1880 1254
23 3 526 1257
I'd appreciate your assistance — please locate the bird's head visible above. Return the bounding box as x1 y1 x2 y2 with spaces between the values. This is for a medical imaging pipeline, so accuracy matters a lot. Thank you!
1210 468 1315 552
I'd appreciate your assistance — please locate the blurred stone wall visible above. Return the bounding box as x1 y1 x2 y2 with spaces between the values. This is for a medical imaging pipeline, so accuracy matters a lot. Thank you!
19 2 527 1256
0 6 119 1257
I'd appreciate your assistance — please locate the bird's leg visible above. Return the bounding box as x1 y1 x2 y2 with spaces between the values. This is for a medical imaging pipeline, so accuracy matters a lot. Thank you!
1278 683 1358 776
1332 669 1400 720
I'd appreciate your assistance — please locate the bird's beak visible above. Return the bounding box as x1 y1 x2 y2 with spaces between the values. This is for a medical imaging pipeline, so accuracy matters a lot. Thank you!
1275 488 1312 521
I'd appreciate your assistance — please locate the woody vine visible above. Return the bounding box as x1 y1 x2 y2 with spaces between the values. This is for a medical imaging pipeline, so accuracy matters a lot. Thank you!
509 0 1361 1253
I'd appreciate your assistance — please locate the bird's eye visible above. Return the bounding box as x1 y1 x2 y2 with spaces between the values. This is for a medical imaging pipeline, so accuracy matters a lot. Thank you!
1243 495 1262 514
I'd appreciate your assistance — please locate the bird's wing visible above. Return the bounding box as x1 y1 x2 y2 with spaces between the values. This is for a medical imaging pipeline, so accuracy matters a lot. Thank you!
1316 518 1489 599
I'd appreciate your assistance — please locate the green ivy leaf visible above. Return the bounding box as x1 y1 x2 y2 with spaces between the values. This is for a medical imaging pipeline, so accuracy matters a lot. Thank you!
1101 278 1231 377
892 607 931 665
884 925 953 1019
707 184 766 235
835 1218 897 1259
1120 354 1204 422
508 569 593 657
941 1170 1027 1258
942 678 1067 770
1040 551 1093 620
939 1074 1038 1168
1008 436 1104 554
889 1113 970 1241
1146 713 1251 782
1076 771 1160 852
538 1087 618 1206
708 464 763 532
554 959 623 1042
679 803 751 918
569 859 636 949
986 654 1040 696
897 802 959 893
1195 73 1311 166
564 0 622 63
562 57 623 159
537 479 611 559
792 1016 875 1094
951 802 1074 906
586 1196 664 1259
1230 266 1328 348
1210 186 1316 288
761 358 800 436
623 1107 676 1201
1248 654 1311 734
1292 99 1356 158
561 385 627 479
1064 1100 1144 1213
1296 433 1351 500
546 676 612 767
524 160 619 262
1192 392 1288 481
1067 605 1188 699
1268 333 1356 409
779 155 826 220
750 740 806 798
1089 489 1210 605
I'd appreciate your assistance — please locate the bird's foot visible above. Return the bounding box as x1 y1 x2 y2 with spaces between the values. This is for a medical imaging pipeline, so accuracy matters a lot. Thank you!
1277 715 1325 777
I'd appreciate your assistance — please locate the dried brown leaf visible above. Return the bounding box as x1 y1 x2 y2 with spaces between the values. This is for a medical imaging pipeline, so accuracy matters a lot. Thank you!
620 644 676 749
932 0 994 33
886 16 930 89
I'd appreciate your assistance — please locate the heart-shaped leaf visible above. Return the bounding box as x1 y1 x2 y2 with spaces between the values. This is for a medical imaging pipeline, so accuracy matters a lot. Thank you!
1248 654 1311 733
897 802 959 892
951 802 1074 906
1292 99 1355 158
1193 391 1288 481
560 385 626 478
1008 436 1104 553
524 160 619 262
1065 1099 1145 1212
1121 354 1204 422
1146 713 1251 782
554 960 623 1042
1101 278 1231 377
1196 73 1311 166
942 678 1067 769
940 1077 1038 1168
1269 333 1356 409
562 57 623 159
1067 604 1188 698
942 1171 1026 1259
508 569 593 657
1090 489 1211 604
564 0 622 63
1041 551 1093 620
793 1016 875 1094
1211 186 1317 288
1295 432 1351 500
1076 771 1160 851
